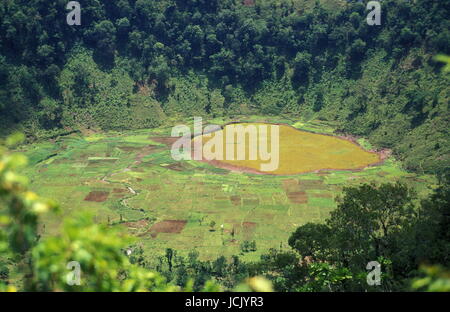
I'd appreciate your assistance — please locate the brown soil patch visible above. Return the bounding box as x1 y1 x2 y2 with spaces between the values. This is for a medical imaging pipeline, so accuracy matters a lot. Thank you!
118 146 142 152
243 222 257 229
123 219 150 229
242 222 257 239
224 222 242 235
112 188 128 198
147 220 187 237
282 179 311 203
286 191 308 204
150 137 179 146
135 145 159 162
282 179 299 192
113 188 128 194
230 195 241 206
84 191 109 202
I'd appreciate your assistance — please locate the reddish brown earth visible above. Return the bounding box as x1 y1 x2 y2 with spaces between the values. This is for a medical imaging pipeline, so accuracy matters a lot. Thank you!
230 195 242 206
118 146 142 152
281 179 312 203
113 188 128 193
123 219 150 229
282 179 299 191
84 191 109 202
150 136 179 146
148 220 187 238
286 191 308 204
135 145 159 162
242 222 257 239
243 222 257 229
112 188 128 198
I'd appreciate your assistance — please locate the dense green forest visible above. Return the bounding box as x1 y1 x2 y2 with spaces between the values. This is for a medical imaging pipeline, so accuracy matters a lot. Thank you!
0 0 449 174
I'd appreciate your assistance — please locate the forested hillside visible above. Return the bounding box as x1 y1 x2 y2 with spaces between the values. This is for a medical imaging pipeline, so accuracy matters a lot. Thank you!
0 0 449 173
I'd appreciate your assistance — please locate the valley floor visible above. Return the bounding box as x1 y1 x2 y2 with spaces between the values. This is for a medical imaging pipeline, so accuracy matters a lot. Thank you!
20 116 436 262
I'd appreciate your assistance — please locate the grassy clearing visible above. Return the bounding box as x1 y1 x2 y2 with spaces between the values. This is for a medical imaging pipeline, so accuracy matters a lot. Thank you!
19 116 436 262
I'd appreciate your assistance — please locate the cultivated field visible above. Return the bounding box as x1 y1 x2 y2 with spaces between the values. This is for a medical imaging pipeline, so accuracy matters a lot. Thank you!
20 116 435 262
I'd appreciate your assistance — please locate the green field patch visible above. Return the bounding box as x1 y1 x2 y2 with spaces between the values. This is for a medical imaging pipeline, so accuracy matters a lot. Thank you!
85 134 106 142
357 138 374 150
123 134 164 145
292 120 336 134
24 143 60 166
87 157 119 161
308 196 336 209
324 173 350 185
267 204 290 212
213 200 232 209
242 197 260 206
